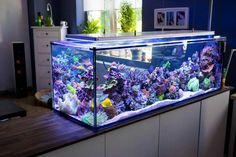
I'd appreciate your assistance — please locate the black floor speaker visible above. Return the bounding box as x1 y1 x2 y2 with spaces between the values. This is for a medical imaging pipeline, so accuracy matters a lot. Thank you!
12 42 27 98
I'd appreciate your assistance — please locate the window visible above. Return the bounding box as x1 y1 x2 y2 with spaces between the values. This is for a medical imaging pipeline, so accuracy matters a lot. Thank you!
83 0 142 34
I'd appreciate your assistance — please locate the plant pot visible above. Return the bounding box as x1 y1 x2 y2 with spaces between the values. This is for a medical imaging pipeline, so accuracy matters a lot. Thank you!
45 16 53 26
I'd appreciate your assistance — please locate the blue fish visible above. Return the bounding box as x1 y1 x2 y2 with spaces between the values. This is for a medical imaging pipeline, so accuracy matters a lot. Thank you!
148 65 155 73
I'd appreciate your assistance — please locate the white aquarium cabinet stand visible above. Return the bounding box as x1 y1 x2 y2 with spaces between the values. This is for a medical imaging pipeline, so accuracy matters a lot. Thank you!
39 90 230 157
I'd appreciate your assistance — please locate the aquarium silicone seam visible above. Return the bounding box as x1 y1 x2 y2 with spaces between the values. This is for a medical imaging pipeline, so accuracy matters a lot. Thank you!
93 47 97 128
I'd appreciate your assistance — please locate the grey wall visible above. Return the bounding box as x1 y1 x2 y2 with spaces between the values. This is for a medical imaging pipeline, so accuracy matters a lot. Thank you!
0 0 32 91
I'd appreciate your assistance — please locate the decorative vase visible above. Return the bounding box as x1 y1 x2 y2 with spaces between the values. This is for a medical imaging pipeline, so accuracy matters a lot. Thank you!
45 16 53 26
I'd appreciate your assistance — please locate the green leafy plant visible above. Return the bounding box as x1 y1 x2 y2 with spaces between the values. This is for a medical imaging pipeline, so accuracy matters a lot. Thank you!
78 18 102 34
119 2 136 33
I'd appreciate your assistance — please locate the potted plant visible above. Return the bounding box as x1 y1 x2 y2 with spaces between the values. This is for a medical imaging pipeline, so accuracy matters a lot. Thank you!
77 18 102 34
119 2 136 33
119 2 141 60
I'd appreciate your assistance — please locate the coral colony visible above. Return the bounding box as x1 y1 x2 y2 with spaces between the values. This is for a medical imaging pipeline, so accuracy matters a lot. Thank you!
52 43 222 126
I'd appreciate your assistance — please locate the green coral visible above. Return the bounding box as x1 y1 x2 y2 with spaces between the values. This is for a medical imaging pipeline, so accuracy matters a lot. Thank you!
187 77 199 92
73 56 79 62
81 112 108 126
100 79 118 90
67 84 76 95
203 78 211 88
158 94 165 101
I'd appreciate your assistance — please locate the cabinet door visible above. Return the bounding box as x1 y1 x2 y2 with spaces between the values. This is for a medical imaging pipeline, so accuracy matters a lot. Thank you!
159 102 200 157
198 91 230 157
105 116 159 157
38 135 105 157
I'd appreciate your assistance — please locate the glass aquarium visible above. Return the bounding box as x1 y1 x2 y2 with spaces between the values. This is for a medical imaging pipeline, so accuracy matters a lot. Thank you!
51 31 225 130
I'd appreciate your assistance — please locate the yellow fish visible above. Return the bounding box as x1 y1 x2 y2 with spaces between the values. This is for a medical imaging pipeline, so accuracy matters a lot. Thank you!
73 65 86 71
101 98 112 108
90 100 94 108
77 65 86 70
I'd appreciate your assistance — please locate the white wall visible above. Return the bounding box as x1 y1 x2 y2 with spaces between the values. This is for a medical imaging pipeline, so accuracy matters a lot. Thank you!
0 0 32 91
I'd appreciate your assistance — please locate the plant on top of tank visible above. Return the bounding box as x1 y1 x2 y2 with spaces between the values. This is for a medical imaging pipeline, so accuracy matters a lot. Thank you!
78 18 102 34
119 1 136 32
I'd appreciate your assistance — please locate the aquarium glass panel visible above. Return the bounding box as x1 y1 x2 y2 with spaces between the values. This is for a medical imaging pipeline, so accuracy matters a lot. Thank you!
52 44 95 127
95 40 223 126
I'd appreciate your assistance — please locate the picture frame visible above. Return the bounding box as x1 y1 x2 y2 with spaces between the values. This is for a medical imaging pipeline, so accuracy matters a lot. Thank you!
154 7 189 29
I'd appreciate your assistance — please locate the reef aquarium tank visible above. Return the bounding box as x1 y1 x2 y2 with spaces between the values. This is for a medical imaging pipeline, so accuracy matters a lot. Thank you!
51 31 225 130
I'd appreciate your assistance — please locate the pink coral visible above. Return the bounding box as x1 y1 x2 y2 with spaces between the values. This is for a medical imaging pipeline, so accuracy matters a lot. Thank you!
210 75 215 82
169 85 177 93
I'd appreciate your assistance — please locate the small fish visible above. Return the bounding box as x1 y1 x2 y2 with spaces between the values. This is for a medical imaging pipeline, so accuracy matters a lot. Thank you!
73 65 86 71
163 61 171 69
73 82 77 88
55 80 63 85
67 84 76 95
77 65 86 71
73 56 79 62
101 98 112 108
132 85 140 92
97 86 103 91
148 65 155 73
82 59 92 66
87 65 93 71
142 89 149 97
90 100 94 108
54 68 64 74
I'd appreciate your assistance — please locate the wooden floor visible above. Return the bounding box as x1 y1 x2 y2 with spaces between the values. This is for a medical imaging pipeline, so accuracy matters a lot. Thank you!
0 92 51 118
0 92 94 157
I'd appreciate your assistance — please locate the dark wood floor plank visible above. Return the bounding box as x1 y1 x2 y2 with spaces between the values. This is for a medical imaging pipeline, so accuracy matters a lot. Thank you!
0 111 94 157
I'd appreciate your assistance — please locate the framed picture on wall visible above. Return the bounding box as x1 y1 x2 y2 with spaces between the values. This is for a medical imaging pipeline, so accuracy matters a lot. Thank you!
154 7 189 29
